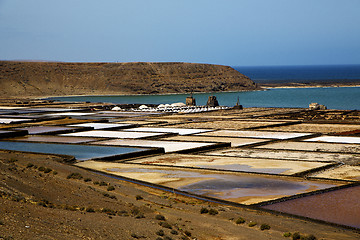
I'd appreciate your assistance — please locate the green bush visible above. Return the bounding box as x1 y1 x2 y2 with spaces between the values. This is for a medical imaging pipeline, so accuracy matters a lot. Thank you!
292 232 301 240
283 232 292 237
44 168 52 173
208 209 218 215
260 223 271 230
184 230 192 237
108 195 117 199
155 214 166 220
200 207 209 214
301 235 317 240
86 207 95 213
159 221 172 229
107 185 115 191
235 217 245 224
99 181 108 186
26 163 34 168
84 178 91 182
156 229 165 236
248 222 257 227
93 181 99 185
38 166 45 172
170 229 178 235
118 210 129 216
131 233 139 239
131 208 141 216
101 208 116 216
136 195 143 200
135 213 145 219
67 172 83 180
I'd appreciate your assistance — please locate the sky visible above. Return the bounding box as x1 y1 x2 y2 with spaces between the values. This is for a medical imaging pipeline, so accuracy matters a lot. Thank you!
1 0 360 66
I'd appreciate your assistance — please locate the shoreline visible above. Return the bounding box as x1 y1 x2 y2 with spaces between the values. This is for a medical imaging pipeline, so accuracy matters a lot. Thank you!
40 84 360 99
264 85 360 89
259 82 360 89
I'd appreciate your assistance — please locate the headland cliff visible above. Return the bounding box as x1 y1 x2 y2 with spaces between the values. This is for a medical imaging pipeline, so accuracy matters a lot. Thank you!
0 61 258 98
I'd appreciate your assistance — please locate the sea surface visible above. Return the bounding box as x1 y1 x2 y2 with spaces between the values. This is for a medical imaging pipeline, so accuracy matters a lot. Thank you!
48 65 360 110
234 64 360 83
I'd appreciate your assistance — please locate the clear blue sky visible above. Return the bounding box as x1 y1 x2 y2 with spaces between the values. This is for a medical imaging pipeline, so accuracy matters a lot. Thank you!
1 0 359 66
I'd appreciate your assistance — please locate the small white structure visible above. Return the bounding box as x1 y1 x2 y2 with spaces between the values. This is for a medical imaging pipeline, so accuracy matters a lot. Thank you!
309 103 327 110
171 102 186 107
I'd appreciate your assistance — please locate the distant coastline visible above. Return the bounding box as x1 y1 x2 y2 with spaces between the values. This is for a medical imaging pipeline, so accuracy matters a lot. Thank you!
259 81 360 89
234 65 360 89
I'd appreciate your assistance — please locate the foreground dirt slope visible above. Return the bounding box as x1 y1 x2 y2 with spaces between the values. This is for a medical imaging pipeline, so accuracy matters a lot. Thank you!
0 61 258 98
1 151 359 240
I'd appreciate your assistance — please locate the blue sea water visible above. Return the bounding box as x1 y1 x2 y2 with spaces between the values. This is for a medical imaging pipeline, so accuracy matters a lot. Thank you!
48 65 360 110
233 65 360 83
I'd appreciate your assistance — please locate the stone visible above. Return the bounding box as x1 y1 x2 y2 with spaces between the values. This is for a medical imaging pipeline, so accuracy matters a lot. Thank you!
207 96 219 107
186 95 196 106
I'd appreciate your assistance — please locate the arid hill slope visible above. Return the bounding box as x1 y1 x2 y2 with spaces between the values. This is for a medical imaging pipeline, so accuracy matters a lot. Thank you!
0 61 258 98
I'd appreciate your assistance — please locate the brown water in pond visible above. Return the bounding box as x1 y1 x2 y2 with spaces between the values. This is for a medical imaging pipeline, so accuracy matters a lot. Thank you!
262 185 360 228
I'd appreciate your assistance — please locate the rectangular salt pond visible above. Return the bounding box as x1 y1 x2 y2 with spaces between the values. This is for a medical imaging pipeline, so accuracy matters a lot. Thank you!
123 127 213 135
169 120 289 130
0 141 154 161
129 153 330 175
115 120 166 125
304 136 360 144
311 165 360 181
68 122 135 130
90 139 218 153
196 130 314 140
46 112 97 117
61 130 170 139
256 141 360 154
262 185 360 228
162 135 271 147
14 126 83 135
76 161 340 205
0 118 34 124
95 111 164 118
262 123 360 134
28 108 84 112
205 148 359 163
6 135 103 144
0 130 27 138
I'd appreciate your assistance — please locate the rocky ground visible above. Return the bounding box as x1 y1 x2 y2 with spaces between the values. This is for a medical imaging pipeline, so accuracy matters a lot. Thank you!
1 150 359 240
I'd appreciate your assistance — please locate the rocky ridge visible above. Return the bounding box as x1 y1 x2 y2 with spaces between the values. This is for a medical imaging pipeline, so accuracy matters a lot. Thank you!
0 61 258 98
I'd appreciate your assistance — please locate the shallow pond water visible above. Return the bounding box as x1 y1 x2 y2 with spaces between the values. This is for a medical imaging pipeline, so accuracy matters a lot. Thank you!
14 126 79 135
0 141 150 161
6 135 102 144
262 185 360 228
97 164 338 204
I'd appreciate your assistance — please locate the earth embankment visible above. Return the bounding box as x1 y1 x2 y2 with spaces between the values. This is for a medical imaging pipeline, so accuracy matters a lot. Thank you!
0 61 258 98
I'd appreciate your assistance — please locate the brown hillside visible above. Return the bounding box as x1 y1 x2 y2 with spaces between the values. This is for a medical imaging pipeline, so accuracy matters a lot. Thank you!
0 61 258 98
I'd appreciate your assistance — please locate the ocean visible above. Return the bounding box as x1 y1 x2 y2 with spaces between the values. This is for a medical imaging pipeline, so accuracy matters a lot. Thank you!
233 65 360 83
48 65 360 110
